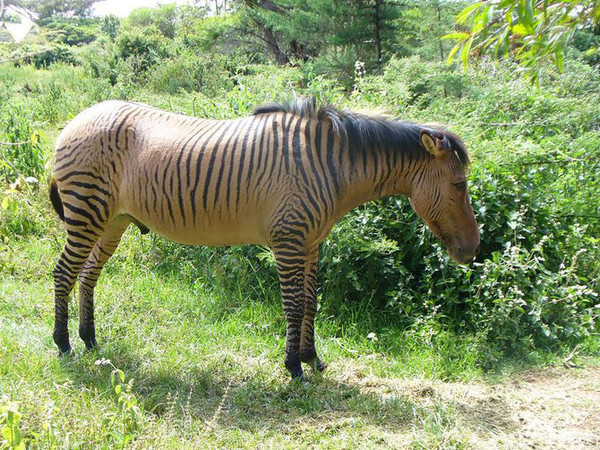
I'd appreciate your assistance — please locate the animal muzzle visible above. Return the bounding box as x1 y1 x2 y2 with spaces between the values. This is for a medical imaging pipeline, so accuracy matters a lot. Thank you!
448 238 480 265
426 218 480 265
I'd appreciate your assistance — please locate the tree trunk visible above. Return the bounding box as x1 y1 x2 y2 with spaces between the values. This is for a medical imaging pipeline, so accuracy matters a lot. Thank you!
436 3 444 61
374 0 383 70
435 2 447 97
263 26 289 65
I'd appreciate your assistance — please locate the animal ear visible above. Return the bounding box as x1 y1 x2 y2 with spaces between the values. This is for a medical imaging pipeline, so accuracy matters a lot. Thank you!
420 130 447 158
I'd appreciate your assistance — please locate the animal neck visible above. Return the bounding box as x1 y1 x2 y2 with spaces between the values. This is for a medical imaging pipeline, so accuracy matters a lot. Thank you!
335 137 424 218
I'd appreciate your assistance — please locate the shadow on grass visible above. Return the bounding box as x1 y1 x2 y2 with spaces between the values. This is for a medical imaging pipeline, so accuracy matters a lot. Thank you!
56 343 517 438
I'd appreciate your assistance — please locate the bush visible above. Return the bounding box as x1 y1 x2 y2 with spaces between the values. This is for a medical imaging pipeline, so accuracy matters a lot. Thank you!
116 28 173 73
147 52 233 95
315 154 599 360
0 106 45 183
41 18 100 46
125 4 177 39
31 46 78 69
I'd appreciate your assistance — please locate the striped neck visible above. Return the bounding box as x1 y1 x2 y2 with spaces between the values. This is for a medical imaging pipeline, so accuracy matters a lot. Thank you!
335 139 420 218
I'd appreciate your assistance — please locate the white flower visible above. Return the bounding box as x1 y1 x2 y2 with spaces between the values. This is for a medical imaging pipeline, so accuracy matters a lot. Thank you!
367 332 378 342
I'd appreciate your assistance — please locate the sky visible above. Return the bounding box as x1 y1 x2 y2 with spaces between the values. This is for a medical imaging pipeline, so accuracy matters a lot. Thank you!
93 0 196 17
2 0 199 42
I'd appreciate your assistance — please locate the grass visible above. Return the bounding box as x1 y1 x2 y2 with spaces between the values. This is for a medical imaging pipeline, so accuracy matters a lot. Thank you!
1 208 598 448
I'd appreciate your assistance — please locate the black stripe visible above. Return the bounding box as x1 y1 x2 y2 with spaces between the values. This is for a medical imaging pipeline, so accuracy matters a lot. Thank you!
67 238 90 249
154 165 162 221
228 120 253 211
68 181 110 197
297 196 316 229
303 122 329 216
267 116 281 183
58 170 108 185
55 142 84 163
325 125 340 195
144 168 151 216
63 202 103 230
313 122 334 212
213 119 246 209
292 118 310 186
203 120 241 211
64 245 89 261
176 146 188 226
54 157 78 173
183 121 210 188
244 115 267 202
114 109 138 148
61 190 108 223
190 121 227 222
281 114 292 173
251 118 271 199
161 156 176 225
68 230 96 243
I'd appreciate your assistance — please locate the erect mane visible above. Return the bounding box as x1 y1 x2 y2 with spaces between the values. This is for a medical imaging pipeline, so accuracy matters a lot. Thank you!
253 97 470 167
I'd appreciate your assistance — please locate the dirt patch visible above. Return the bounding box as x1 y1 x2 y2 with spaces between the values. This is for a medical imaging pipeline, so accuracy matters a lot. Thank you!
491 366 600 449
330 362 600 448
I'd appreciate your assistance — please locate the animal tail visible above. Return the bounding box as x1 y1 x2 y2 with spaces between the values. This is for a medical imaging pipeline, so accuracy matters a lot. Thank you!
49 177 65 221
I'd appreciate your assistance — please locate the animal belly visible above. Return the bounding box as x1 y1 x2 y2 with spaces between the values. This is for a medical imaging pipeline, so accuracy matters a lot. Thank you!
125 207 269 247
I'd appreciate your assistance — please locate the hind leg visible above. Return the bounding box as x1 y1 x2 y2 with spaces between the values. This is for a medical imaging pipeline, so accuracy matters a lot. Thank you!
53 227 101 354
78 216 130 349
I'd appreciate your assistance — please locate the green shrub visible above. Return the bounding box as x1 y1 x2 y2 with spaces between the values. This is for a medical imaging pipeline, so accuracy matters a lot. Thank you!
176 12 234 51
125 4 177 39
81 40 120 86
116 28 173 73
0 106 45 183
31 45 78 69
41 18 100 46
147 52 233 95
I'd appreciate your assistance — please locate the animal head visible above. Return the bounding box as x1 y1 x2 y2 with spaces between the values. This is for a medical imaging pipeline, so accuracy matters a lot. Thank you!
409 129 480 264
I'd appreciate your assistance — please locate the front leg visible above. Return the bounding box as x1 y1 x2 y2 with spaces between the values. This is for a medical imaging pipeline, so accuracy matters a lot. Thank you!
272 244 306 380
299 247 326 372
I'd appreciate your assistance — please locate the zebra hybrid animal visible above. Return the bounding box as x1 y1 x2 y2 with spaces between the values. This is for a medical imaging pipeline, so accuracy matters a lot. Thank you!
49 98 480 380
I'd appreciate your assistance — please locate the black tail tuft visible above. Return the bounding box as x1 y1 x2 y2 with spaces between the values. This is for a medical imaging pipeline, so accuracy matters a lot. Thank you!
49 177 65 221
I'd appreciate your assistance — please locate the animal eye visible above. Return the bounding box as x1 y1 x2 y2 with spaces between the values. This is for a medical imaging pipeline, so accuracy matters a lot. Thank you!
453 181 467 190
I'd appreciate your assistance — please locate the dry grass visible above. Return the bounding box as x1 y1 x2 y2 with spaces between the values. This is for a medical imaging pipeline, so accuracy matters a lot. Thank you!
332 361 600 449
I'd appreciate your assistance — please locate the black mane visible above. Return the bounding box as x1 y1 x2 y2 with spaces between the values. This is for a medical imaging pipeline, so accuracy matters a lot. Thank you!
253 97 470 167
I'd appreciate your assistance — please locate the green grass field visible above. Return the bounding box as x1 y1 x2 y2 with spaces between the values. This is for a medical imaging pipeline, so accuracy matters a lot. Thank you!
1 213 598 448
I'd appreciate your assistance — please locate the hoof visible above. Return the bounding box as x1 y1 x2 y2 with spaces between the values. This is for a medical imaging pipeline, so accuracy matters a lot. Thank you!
290 372 308 383
312 358 327 373
83 338 97 350
53 329 71 355
57 345 73 356
301 349 327 373
285 354 304 381
80 326 97 350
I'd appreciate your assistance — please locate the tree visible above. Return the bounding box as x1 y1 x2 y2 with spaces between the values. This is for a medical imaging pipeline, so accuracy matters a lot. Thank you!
1 0 97 22
125 4 177 39
445 0 600 82
236 0 407 72
100 14 120 41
